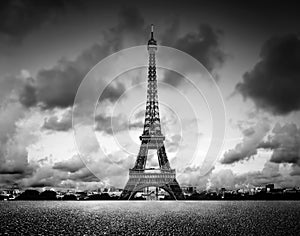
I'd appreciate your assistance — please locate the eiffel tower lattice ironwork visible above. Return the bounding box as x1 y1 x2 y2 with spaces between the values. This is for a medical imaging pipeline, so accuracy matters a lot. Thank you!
120 25 185 200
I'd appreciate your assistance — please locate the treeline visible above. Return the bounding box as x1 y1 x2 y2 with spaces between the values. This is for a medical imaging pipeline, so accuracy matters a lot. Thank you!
13 190 120 200
2 189 300 201
8 190 144 201
185 190 300 201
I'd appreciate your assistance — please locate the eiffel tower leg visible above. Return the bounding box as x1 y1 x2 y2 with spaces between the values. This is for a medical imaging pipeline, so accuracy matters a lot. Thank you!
169 179 185 200
133 142 148 170
158 180 185 200
161 184 177 200
157 144 171 169
120 180 135 200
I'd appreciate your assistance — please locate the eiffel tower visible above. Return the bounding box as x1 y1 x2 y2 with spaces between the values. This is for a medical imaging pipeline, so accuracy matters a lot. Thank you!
120 25 185 200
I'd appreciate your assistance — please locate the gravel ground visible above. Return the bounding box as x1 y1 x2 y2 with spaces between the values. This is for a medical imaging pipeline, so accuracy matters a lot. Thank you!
0 201 299 235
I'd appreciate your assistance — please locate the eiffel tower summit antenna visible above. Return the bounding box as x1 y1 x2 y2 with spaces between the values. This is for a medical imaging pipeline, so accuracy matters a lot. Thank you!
120 25 185 200
151 24 154 39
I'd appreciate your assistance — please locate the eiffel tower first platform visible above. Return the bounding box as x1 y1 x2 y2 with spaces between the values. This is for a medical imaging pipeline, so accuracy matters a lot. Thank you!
120 25 185 200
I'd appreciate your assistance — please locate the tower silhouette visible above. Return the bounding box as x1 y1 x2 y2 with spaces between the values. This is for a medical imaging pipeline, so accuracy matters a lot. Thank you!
120 25 184 200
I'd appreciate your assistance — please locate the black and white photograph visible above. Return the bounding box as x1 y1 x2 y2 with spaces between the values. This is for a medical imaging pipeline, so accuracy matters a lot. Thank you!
0 0 300 235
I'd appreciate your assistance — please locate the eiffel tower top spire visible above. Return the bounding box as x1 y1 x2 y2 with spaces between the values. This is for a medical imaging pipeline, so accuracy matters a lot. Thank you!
148 24 157 46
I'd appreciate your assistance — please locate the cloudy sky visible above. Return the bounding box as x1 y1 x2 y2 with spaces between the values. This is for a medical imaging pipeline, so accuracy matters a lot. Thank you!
0 0 300 190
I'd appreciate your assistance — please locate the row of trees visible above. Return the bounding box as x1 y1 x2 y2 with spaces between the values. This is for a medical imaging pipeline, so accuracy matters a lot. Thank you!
14 190 120 200
186 190 300 200
16 190 57 200
4 189 300 201
13 190 143 201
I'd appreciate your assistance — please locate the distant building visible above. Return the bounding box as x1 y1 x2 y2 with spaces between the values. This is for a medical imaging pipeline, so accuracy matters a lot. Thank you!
266 184 275 192
182 186 197 195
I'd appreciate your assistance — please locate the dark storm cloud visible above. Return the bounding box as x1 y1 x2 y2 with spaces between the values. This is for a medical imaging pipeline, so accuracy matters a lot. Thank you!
0 0 82 44
18 7 144 109
212 162 285 189
221 120 270 164
222 121 300 179
53 155 85 173
0 75 21 101
95 114 129 135
95 109 144 134
236 34 300 115
0 166 32 175
22 165 63 188
19 45 109 109
0 104 24 170
68 167 99 182
42 109 72 131
204 160 298 190
0 102 34 180
23 162 99 188
260 123 300 167
160 19 179 46
100 82 126 103
162 24 227 86
18 78 37 107
107 6 146 49
173 24 226 72
16 5 228 108
242 127 255 137
128 120 144 130
290 166 300 176
128 109 144 130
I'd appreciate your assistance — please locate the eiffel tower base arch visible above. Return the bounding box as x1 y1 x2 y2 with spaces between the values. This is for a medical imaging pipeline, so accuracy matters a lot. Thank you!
120 169 185 200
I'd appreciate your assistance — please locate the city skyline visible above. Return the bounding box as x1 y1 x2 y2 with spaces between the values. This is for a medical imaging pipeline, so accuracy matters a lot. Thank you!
0 0 300 191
